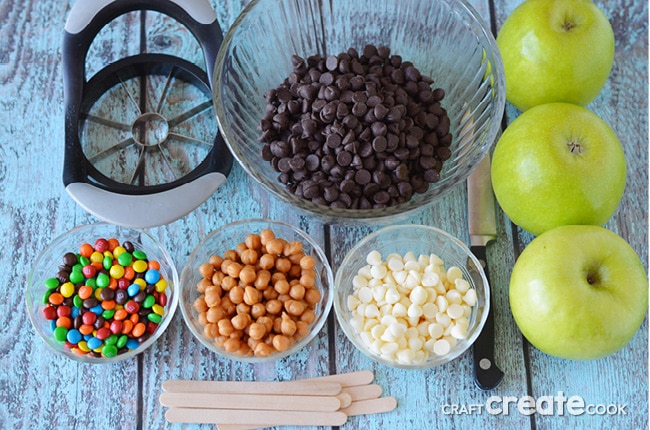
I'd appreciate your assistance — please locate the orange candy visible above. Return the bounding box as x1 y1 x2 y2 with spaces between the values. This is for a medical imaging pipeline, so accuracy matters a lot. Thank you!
131 322 146 338
77 285 93 300
123 265 135 281
79 243 94 258
148 260 161 271
113 309 128 321
48 292 64 306
56 316 72 329
107 238 120 252
121 320 134 335
79 324 94 335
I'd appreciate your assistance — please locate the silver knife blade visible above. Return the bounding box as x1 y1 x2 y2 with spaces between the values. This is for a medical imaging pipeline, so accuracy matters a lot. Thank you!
467 152 504 390
468 155 497 247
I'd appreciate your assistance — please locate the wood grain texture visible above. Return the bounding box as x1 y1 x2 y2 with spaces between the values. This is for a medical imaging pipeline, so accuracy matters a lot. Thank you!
0 0 647 429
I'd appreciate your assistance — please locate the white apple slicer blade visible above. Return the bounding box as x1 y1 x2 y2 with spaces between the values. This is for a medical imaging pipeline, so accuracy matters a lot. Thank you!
62 0 232 228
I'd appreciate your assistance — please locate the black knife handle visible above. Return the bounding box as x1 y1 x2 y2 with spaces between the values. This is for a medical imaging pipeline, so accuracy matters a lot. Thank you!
471 245 504 390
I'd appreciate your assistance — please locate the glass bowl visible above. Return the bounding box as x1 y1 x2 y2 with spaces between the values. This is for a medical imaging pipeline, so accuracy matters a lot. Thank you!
180 218 334 363
213 0 505 224
26 223 179 363
333 224 489 369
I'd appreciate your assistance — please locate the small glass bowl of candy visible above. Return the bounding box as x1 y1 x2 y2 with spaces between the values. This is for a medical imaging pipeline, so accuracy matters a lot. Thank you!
26 222 179 363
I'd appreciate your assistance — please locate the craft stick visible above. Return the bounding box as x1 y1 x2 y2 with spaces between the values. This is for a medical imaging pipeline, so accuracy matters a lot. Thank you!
159 392 342 412
214 394 390 430
337 392 353 408
165 408 348 426
340 397 398 417
342 384 383 402
162 379 342 396
306 370 375 387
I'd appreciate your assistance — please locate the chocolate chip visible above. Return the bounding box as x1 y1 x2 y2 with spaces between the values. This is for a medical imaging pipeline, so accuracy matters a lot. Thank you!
258 45 452 210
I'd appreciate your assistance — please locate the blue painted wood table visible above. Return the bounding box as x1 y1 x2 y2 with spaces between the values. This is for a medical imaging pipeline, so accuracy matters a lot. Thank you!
0 0 647 429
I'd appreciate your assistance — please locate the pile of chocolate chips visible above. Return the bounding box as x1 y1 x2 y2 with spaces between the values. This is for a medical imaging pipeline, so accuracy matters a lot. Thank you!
259 44 452 210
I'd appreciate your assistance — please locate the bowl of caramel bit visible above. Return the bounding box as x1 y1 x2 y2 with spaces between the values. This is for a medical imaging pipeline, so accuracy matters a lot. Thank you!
179 218 334 362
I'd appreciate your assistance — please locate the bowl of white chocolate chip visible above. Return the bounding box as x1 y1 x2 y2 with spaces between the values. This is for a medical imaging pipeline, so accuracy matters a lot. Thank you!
333 224 489 369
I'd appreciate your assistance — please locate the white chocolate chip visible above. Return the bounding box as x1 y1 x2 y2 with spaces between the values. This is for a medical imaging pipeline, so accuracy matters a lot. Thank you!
409 285 428 306
346 249 478 365
446 303 465 320
366 250 383 266
433 339 451 356
463 289 477 307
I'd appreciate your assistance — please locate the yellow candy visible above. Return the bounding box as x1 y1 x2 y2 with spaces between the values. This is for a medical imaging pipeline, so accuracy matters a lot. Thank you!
155 279 168 292
113 246 127 257
90 251 104 264
132 260 148 273
133 278 146 289
109 265 125 279
94 288 103 300
60 282 75 298
77 341 90 352
152 304 165 316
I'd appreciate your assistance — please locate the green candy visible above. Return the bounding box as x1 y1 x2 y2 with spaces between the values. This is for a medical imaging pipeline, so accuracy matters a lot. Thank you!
78 255 90 267
102 344 118 358
117 252 133 266
86 278 97 288
42 290 52 305
73 295 83 308
102 256 113 270
69 271 85 284
101 309 115 320
45 278 59 290
116 335 128 349
53 326 68 342
142 295 156 309
96 273 110 288
132 250 147 261
104 334 119 346
147 313 162 324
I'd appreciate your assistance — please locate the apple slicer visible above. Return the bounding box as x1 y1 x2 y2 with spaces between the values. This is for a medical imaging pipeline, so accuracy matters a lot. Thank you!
63 0 232 228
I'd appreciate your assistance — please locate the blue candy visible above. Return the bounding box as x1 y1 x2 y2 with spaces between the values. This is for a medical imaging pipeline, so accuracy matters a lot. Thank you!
144 269 161 285
126 338 140 350
127 283 140 297
90 304 104 315
86 336 102 350
66 329 82 344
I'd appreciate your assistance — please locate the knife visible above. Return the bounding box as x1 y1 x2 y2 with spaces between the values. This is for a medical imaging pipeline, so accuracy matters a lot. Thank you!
467 154 504 390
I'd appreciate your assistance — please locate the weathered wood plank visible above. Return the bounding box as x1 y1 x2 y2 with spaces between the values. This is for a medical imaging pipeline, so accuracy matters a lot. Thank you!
0 0 647 429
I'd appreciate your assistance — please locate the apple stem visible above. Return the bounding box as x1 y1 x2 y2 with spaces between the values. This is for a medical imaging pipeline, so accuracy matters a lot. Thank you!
562 20 577 32
567 140 584 155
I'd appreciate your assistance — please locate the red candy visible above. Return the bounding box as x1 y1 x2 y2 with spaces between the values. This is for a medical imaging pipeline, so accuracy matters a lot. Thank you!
124 300 140 314
95 327 111 340
94 238 109 253
82 311 97 325
57 305 71 318
82 265 97 278
158 292 168 307
43 306 58 320
110 320 123 335
146 321 158 335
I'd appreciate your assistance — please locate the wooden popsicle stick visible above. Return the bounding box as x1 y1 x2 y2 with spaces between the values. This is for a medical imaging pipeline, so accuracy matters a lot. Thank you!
165 408 348 426
340 396 398 417
159 392 341 412
162 379 342 396
305 370 375 387
342 384 383 402
337 392 353 408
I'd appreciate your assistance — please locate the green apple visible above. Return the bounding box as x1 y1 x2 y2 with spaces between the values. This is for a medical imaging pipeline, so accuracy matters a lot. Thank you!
509 225 648 360
491 102 626 236
497 0 615 111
